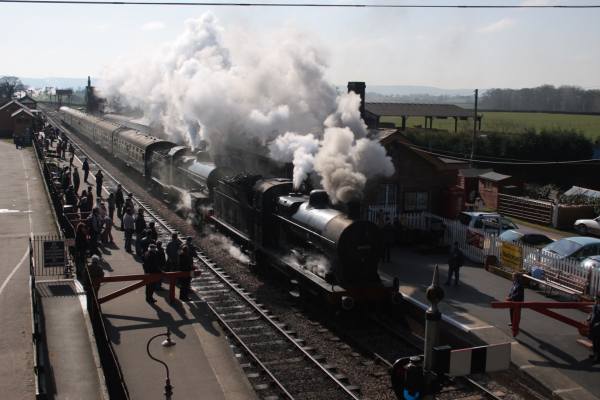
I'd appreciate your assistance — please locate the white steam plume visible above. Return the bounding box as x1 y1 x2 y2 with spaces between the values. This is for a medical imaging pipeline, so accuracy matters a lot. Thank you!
101 13 394 203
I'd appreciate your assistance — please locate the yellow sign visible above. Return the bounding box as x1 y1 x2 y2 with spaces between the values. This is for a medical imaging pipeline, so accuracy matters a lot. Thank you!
501 242 523 271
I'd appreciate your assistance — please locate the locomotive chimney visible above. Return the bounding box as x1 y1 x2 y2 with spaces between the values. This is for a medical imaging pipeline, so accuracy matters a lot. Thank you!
347 201 361 220
347 81 366 121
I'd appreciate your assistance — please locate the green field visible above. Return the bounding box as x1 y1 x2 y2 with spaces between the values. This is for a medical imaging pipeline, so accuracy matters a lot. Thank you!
381 111 600 140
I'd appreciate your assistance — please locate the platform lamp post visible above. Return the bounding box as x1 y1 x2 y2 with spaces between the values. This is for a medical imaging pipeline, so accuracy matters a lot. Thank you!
423 265 444 394
146 328 176 399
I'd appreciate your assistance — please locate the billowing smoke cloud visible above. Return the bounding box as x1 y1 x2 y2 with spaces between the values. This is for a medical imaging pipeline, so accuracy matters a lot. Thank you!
101 13 394 203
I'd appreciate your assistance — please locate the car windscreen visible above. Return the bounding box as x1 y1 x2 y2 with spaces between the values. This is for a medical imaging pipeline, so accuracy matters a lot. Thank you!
544 239 582 258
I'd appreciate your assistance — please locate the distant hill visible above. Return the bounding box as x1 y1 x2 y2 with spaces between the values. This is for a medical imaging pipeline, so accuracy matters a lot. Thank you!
365 85 476 97
19 77 89 89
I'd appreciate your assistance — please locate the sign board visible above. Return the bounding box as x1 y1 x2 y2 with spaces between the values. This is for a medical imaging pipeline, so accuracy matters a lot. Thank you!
501 241 523 271
43 240 65 268
467 229 484 249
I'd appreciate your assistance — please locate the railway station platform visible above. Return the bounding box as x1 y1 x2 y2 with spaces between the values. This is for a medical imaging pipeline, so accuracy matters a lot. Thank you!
0 139 104 399
380 247 600 400
68 150 258 400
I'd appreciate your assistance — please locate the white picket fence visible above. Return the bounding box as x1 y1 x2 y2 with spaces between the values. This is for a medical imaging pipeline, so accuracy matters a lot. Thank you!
399 212 600 295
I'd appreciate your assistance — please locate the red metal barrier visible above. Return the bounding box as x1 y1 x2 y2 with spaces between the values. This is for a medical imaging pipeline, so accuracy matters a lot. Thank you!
97 271 199 304
491 301 593 337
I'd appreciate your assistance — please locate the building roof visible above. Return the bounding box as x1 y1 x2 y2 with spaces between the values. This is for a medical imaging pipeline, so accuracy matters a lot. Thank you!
365 102 474 118
563 186 600 198
459 168 493 178
0 99 26 112
377 130 469 170
479 171 511 182
11 108 36 118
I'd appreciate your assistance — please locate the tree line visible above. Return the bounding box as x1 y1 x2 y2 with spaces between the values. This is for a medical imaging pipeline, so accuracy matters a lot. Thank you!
404 128 594 162
480 85 600 114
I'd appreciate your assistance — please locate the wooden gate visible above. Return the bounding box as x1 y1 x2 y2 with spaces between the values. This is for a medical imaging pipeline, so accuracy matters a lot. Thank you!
497 193 553 225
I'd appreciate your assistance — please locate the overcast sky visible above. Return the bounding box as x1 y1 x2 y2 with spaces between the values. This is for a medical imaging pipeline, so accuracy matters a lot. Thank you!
1 0 599 89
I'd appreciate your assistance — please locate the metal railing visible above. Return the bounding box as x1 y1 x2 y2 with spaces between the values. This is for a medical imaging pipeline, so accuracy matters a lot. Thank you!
399 211 600 295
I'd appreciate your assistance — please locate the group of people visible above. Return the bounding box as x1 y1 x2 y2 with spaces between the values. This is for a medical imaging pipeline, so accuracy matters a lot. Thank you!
139 233 197 303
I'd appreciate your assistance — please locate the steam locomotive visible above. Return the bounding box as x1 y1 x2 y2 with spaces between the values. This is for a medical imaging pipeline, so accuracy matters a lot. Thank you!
58 106 400 309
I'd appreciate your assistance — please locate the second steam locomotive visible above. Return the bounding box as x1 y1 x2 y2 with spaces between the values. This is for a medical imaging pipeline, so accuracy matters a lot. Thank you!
58 106 400 309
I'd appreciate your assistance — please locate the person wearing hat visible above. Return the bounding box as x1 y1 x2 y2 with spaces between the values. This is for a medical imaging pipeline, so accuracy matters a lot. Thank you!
143 243 162 304
587 293 600 363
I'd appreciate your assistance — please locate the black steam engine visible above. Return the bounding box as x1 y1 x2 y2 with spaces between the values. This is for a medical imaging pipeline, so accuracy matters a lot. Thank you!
58 106 400 309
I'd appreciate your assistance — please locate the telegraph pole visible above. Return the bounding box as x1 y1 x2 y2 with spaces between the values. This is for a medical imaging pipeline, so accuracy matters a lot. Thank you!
470 89 478 166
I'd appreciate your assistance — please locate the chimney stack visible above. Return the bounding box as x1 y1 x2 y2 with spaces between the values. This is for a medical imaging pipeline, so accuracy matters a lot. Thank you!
347 81 366 120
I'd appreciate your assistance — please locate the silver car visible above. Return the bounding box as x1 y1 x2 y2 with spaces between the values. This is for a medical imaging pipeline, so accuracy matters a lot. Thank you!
574 216 600 236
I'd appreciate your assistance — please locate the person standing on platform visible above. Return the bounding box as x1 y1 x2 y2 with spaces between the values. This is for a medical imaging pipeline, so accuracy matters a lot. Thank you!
107 192 116 222
155 241 167 291
115 185 124 224
74 222 89 277
78 190 90 219
122 193 134 230
186 237 198 258
82 158 90 183
135 208 147 256
587 293 600 363
95 170 104 199
445 242 464 286
143 244 161 304
506 272 525 326
123 207 135 253
166 233 182 271
178 245 194 301
87 185 94 208
72 167 80 195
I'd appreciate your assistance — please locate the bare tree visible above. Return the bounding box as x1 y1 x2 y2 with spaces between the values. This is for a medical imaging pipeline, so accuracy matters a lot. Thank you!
0 76 25 101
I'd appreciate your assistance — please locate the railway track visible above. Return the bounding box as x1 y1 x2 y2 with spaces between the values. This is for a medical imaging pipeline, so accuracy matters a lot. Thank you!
43 108 363 400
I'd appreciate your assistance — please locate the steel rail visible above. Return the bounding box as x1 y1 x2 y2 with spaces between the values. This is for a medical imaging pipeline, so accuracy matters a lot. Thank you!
43 107 362 399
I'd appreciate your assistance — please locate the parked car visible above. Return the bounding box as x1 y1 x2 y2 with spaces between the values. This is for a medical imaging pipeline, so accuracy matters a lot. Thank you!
524 236 600 272
458 211 518 235
574 216 600 236
499 229 554 248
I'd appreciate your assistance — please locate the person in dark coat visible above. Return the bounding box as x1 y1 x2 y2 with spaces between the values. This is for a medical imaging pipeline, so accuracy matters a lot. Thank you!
72 167 80 195
143 244 162 303
506 272 525 326
74 222 89 276
82 158 90 183
155 241 167 290
86 185 94 209
135 209 147 256
115 184 124 223
166 233 182 270
78 190 90 219
587 293 600 363
445 242 464 286
177 245 194 301
107 193 116 222
95 170 104 198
